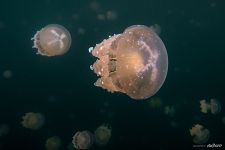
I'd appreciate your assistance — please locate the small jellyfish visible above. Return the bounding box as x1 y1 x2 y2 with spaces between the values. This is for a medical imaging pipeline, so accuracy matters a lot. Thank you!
189 124 210 144
149 24 161 35
222 117 225 125
200 98 221 114
32 24 71 56
72 130 94 149
21 112 44 130
0 124 9 137
45 136 62 150
106 10 117 21
94 124 112 146
2 70 13 79
90 25 168 100
148 97 163 109
164 105 176 117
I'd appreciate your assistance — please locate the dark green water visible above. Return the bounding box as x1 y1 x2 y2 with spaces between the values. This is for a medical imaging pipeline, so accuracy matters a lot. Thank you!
0 0 225 149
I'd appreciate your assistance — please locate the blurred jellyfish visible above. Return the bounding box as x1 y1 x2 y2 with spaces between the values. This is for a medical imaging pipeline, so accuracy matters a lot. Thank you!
94 124 112 146
222 117 225 125
200 98 221 114
0 21 5 29
170 121 179 128
148 97 163 109
45 136 62 150
77 27 86 35
97 14 106 21
2 70 13 79
32 24 71 56
72 130 94 149
149 24 161 35
0 124 9 137
21 112 45 130
89 1 101 12
106 10 117 21
67 143 75 150
164 105 176 117
189 124 210 144
90 25 168 100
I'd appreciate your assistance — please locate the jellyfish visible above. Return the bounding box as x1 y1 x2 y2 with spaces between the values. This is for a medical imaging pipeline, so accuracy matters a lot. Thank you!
45 136 62 150
148 97 163 109
189 124 210 144
21 112 45 130
31 24 71 56
72 130 94 149
0 124 9 137
94 124 112 146
89 25 168 100
2 70 13 79
222 117 225 125
164 105 176 117
200 98 221 114
149 24 161 35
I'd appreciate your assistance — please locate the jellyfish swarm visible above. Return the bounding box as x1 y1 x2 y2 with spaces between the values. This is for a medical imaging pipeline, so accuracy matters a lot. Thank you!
189 124 210 144
32 24 71 56
90 25 168 100
72 130 94 149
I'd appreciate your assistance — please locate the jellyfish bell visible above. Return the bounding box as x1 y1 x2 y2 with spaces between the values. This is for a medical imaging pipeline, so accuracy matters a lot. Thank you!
94 124 112 146
72 130 94 149
21 112 45 130
90 25 168 100
189 124 210 144
45 136 62 150
210 98 221 114
32 24 71 56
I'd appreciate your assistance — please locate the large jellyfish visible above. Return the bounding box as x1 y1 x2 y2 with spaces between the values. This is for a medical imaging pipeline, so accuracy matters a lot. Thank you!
32 24 71 56
72 130 94 149
94 124 112 146
90 25 168 100
200 98 221 114
189 124 210 144
21 112 45 130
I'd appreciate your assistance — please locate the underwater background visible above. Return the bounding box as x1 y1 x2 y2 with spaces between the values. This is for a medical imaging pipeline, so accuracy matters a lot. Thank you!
0 0 225 149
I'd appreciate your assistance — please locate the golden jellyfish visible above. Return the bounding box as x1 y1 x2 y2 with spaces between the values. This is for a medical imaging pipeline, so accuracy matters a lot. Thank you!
89 25 168 100
189 124 210 144
200 98 221 114
72 130 94 149
21 112 45 130
32 24 71 56
94 124 112 146
45 136 62 150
